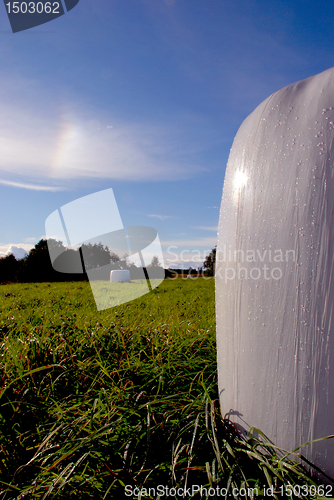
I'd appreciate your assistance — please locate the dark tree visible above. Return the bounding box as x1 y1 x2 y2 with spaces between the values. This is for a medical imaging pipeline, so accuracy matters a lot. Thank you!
203 247 216 277
80 243 119 271
17 239 87 282
0 254 20 283
17 239 62 282
149 255 160 267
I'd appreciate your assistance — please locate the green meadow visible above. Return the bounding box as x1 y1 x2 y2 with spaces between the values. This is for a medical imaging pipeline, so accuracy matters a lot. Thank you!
0 279 325 498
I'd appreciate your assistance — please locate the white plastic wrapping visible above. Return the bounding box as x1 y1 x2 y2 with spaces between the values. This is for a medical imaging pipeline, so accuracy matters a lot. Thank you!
216 67 334 477
110 270 130 282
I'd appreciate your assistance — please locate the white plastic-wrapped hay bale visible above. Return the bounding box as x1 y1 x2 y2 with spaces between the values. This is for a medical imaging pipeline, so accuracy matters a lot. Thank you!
216 67 334 477
110 270 130 283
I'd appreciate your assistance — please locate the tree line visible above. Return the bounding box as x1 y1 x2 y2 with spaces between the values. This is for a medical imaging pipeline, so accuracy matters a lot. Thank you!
0 240 216 284
0 239 165 284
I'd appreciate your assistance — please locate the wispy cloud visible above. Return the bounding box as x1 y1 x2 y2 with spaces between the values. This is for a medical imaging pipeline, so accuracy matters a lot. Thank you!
161 236 217 248
23 237 38 243
0 77 209 185
147 214 174 220
192 225 218 231
162 247 211 268
0 179 65 191
161 236 217 268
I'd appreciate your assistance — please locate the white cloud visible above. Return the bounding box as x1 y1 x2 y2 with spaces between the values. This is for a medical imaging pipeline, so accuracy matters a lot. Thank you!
23 237 38 243
192 225 218 231
161 236 217 248
147 214 174 220
163 251 207 269
0 179 65 191
0 244 32 260
0 78 207 185
161 236 216 269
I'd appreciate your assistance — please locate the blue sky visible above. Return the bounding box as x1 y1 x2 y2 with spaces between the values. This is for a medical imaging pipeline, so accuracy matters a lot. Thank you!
1 0 334 268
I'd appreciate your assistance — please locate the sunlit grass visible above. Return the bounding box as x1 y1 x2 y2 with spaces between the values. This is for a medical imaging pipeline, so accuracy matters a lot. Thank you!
0 279 330 499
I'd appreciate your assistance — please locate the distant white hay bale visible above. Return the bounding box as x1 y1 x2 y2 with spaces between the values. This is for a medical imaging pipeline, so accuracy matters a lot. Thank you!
110 270 130 283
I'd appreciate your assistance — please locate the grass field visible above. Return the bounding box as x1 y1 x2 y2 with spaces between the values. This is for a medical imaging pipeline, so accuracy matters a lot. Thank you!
0 279 326 499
